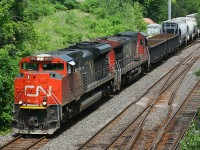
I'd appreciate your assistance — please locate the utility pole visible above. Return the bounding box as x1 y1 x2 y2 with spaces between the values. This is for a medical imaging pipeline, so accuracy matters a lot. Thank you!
168 0 171 20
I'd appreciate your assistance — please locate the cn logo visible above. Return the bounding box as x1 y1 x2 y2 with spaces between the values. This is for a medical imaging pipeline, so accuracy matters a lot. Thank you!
25 85 52 97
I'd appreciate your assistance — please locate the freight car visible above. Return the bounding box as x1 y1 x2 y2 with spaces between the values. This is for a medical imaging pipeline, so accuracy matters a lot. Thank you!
148 33 179 64
12 14 199 134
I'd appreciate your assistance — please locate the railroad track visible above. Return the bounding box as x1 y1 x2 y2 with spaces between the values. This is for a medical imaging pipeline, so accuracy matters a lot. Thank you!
0 135 48 150
78 44 200 150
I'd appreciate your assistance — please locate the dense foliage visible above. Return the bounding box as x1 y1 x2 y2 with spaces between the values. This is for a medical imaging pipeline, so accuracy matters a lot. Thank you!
0 0 35 128
172 0 200 18
180 113 200 149
80 0 146 37
0 0 200 135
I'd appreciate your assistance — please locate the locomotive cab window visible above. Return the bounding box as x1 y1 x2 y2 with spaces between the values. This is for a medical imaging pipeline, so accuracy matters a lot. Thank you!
43 63 64 70
140 39 144 45
67 63 74 74
22 63 39 70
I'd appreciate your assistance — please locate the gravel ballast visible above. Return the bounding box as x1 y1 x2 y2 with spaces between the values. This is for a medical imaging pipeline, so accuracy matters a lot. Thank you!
0 134 13 147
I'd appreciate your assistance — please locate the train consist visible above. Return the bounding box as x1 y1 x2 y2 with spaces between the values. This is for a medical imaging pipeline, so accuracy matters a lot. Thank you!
13 14 199 134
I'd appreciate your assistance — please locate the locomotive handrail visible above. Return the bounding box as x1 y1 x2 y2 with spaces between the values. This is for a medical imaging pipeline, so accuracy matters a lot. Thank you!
48 91 62 120
108 61 116 74
14 90 24 101
48 91 61 105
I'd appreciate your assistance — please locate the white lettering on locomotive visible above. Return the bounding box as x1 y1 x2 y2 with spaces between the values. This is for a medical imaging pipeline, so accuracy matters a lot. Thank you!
25 85 52 97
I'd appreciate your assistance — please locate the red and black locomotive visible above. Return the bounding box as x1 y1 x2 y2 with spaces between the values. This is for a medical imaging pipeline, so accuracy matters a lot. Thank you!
13 32 149 134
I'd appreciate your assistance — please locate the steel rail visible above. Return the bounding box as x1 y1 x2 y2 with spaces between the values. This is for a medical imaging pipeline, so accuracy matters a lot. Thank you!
25 136 46 150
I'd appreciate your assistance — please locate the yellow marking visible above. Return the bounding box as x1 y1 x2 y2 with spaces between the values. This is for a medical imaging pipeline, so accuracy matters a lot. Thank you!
20 106 46 109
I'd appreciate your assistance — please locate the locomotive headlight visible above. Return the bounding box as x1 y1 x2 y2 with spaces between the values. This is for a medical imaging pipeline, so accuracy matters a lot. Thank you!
19 100 23 105
43 101 47 106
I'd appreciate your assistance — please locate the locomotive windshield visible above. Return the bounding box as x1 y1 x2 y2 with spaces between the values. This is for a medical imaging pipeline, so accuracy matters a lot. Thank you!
43 63 64 70
22 63 39 70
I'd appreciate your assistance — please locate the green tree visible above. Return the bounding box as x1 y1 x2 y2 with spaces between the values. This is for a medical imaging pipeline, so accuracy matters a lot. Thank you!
132 0 168 23
172 0 200 18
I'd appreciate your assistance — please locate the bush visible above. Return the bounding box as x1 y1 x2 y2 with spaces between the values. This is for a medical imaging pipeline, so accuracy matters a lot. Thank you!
180 121 200 149
24 0 55 20
54 3 67 11
194 69 200 76
56 0 78 10
64 32 83 45
79 0 99 13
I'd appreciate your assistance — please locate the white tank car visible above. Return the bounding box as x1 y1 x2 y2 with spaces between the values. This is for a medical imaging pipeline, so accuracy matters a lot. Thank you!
186 13 199 37
162 19 187 45
174 17 196 41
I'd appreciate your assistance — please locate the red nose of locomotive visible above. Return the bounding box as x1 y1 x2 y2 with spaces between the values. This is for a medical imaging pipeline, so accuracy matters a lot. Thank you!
13 54 65 134
14 72 61 108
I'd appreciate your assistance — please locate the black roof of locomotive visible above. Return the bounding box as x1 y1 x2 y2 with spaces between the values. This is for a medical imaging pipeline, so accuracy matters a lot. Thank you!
70 41 112 59
97 31 147 44
117 31 147 38
97 35 131 45
44 41 111 62
45 47 93 63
